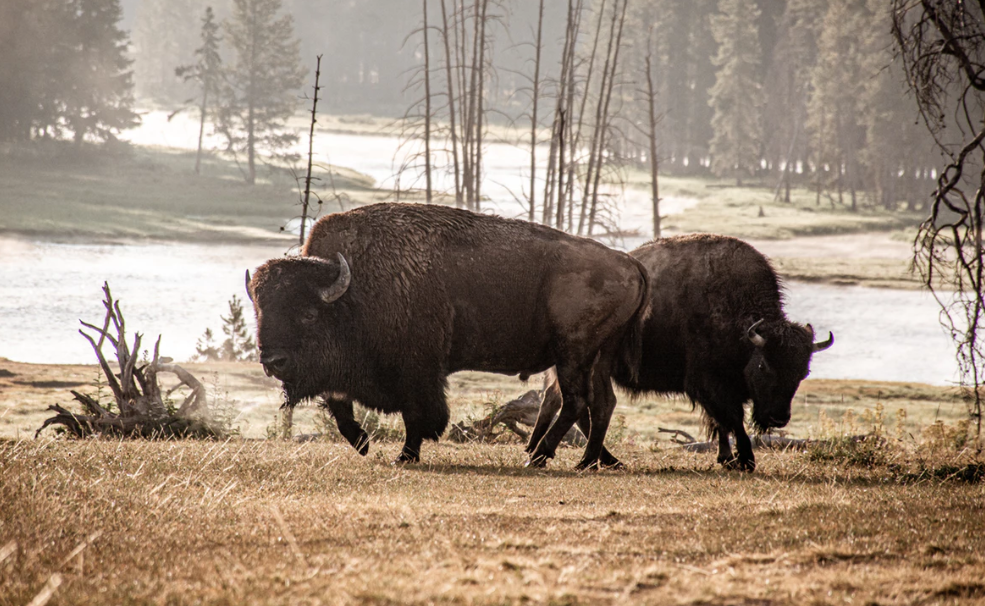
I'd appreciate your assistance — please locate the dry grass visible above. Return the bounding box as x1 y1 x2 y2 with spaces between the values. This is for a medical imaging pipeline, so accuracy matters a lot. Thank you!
1 438 983 606
3 362 985 605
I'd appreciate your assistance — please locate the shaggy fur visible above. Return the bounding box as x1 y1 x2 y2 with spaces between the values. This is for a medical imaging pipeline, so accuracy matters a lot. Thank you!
536 234 831 472
248 203 649 467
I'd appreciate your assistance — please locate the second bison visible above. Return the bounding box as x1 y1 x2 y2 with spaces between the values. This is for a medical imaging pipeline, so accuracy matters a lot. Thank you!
531 234 833 472
247 203 649 468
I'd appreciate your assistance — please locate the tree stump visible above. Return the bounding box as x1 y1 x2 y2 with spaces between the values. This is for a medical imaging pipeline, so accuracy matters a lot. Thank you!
36 282 222 439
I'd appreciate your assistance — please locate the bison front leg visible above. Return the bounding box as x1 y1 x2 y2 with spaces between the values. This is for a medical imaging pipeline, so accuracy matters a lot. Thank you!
729 424 756 472
395 384 450 464
322 396 369 456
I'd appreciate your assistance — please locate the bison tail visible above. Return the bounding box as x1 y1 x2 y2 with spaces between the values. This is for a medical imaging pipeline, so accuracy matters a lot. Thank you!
618 257 651 386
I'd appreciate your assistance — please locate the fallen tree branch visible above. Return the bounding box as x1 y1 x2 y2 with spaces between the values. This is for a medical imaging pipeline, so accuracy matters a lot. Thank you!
448 389 586 446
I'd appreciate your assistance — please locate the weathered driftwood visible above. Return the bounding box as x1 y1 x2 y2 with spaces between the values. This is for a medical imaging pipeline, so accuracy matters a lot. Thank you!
36 282 216 439
448 389 586 446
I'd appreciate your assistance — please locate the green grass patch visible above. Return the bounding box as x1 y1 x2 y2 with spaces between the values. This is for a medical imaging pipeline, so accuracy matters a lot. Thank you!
0 141 381 243
629 170 926 240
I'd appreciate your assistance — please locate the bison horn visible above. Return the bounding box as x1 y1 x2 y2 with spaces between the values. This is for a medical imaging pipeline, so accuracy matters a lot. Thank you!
746 319 767 348
245 269 253 303
812 331 834 352
318 253 351 304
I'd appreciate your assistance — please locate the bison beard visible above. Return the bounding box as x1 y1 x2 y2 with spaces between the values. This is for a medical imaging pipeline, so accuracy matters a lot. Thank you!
247 203 650 468
535 234 834 472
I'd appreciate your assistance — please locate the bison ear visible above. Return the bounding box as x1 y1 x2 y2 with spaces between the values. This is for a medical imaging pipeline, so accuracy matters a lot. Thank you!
245 269 253 303
746 319 767 348
318 253 351 305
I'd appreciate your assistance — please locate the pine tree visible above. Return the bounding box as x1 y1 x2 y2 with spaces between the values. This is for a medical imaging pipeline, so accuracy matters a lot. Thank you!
858 0 931 211
63 0 139 143
176 6 223 174
219 0 306 185
131 0 200 103
220 295 257 362
708 0 764 185
806 0 868 209
195 328 222 362
762 0 827 201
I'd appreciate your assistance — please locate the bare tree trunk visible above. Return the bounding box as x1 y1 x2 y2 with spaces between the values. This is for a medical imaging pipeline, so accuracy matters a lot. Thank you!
440 0 462 208
195 87 208 175
423 0 433 204
578 0 619 235
300 55 322 246
462 0 482 210
473 0 489 212
644 49 660 239
528 0 545 222
587 0 627 236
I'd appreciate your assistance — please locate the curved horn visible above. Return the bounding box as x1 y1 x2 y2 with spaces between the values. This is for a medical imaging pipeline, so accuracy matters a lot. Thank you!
318 253 351 304
746 319 767 348
245 269 253 303
812 331 834 352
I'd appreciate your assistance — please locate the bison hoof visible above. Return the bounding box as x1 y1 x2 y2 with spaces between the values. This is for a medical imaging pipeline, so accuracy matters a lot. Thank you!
393 451 420 465
525 454 549 468
354 433 370 456
721 456 756 473
599 452 623 470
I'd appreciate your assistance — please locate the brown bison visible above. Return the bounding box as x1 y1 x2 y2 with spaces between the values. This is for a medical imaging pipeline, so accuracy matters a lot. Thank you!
530 234 833 472
246 203 649 468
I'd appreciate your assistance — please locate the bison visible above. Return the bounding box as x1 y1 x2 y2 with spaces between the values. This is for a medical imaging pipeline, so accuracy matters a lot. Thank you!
246 203 649 468
529 234 833 472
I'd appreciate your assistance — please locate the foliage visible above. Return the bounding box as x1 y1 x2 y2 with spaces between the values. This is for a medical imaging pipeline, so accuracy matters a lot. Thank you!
218 0 306 185
194 295 257 363
707 0 764 185
194 328 221 362
220 295 257 362
131 0 201 103
0 0 137 143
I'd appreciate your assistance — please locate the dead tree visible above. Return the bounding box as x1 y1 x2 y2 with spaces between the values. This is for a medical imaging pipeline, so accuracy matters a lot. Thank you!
299 55 323 245
423 0 434 203
643 31 661 239
36 283 220 439
528 0 545 222
893 0 985 442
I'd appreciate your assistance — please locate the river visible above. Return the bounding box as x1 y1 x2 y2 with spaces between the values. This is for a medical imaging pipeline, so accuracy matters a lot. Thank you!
0 112 961 384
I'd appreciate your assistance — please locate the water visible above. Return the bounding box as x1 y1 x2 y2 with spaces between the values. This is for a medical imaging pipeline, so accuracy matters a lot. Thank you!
0 235 958 384
0 237 286 365
0 113 961 383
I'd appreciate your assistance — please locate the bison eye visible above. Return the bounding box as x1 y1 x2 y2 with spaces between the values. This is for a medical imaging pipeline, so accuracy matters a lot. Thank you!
300 308 319 325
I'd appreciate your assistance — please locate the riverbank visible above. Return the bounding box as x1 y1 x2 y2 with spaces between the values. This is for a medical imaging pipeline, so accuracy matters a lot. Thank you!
0 141 929 288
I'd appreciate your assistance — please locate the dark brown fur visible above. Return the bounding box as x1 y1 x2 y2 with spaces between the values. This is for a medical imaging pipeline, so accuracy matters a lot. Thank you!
248 203 649 467
535 234 832 471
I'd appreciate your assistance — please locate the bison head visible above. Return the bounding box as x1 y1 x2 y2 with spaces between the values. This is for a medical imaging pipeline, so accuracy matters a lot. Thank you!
246 254 352 406
744 319 833 431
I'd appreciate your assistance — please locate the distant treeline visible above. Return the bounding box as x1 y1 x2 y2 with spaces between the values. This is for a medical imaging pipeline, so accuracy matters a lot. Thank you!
2 0 939 211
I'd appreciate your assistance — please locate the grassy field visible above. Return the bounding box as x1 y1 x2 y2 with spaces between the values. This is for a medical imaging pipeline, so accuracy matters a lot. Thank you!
3 361 983 605
1 437 983 605
0 142 386 244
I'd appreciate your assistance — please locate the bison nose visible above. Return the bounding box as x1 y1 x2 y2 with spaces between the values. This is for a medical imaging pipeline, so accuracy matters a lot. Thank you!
260 351 289 377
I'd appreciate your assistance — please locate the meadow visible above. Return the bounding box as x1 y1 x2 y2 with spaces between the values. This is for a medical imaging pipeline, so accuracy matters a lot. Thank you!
2 359 984 605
